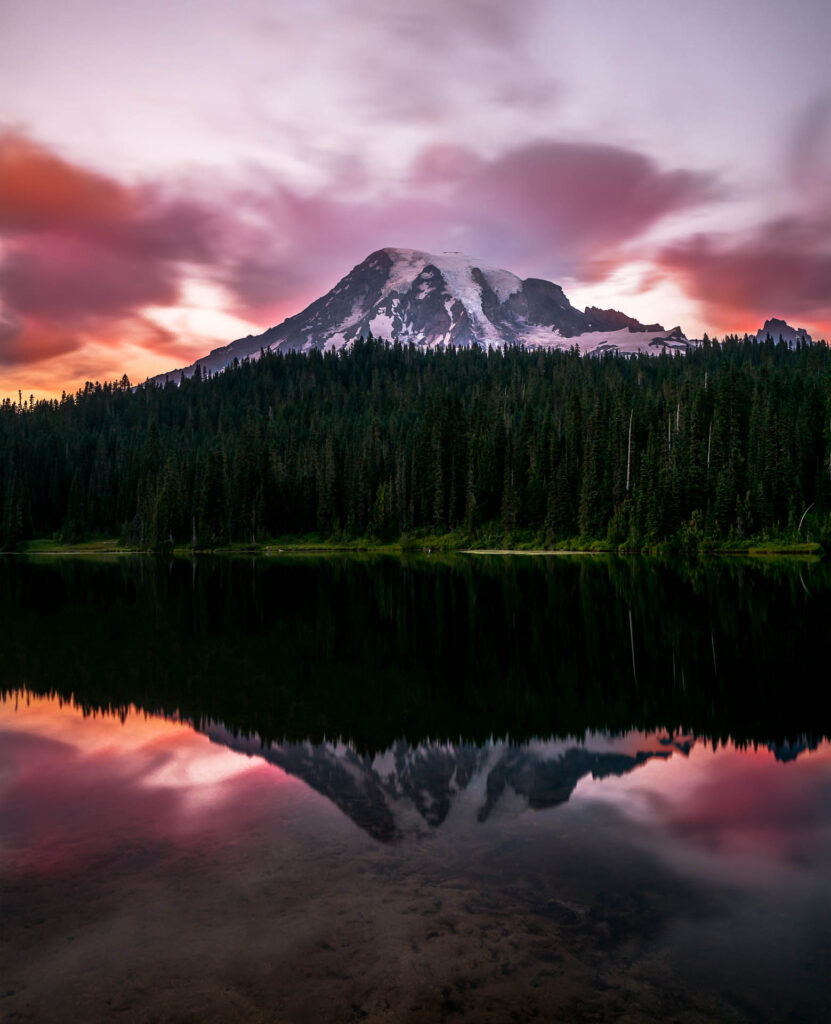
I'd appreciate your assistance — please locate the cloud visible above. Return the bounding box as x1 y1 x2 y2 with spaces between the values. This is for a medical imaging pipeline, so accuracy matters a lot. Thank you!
654 90 831 337
0 713 268 879
1 239 178 320
248 0 557 132
789 91 831 194
0 131 223 371
0 132 129 233
0 314 84 368
654 95 831 338
659 747 831 864
657 217 831 335
450 141 719 279
220 141 719 320
0 128 720 388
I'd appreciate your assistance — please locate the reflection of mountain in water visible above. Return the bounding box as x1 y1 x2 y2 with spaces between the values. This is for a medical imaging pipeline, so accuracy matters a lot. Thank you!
476 746 669 822
767 737 819 762
204 727 691 842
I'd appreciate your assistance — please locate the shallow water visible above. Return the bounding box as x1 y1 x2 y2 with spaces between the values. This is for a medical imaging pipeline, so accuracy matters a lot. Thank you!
1 555 829 1022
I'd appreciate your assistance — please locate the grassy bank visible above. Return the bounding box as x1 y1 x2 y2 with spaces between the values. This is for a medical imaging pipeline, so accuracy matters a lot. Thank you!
15 533 825 559
21 538 129 554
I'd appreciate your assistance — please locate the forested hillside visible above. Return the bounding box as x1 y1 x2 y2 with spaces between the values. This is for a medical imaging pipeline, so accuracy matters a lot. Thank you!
1 336 829 550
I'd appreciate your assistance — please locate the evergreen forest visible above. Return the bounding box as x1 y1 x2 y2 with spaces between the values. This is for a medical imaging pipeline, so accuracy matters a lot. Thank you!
1 335 829 551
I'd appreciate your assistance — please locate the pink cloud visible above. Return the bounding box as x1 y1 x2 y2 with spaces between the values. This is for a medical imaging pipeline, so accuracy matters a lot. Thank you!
659 746 831 863
0 719 275 880
657 215 831 338
0 131 224 370
1 238 178 320
461 142 717 277
0 315 84 368
0 129 721 388
220 141 719 320
652 92 831 339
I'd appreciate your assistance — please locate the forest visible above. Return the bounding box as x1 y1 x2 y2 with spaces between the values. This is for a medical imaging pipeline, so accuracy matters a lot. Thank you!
0 334 829 551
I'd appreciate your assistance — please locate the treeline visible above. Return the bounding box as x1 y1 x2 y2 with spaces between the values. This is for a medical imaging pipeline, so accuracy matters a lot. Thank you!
0 334 829 549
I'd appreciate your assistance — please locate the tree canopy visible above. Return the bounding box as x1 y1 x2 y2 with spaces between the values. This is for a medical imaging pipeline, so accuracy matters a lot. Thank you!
1 334 829 550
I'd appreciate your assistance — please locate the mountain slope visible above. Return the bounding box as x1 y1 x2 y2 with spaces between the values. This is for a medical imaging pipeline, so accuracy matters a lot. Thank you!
151 248 689 383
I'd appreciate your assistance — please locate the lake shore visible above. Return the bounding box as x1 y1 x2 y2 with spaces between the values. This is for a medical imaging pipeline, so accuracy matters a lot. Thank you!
12 537 825 559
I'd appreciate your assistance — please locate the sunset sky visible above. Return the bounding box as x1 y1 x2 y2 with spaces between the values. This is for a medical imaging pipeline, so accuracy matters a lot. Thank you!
1 0 830 399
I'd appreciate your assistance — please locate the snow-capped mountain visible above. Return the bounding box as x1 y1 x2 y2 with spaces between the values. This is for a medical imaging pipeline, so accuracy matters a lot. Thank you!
151 248 689 383
755 318 813 347
201 727 693 842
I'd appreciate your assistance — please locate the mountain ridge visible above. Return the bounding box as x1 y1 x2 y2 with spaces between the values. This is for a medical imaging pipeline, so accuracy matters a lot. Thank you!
150 247 689 384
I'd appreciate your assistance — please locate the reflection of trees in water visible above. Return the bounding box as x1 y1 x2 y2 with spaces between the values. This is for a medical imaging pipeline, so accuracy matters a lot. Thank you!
0 555 828 750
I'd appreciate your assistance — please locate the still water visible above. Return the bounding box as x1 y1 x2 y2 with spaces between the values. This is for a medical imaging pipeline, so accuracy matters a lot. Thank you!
1 555 829 1022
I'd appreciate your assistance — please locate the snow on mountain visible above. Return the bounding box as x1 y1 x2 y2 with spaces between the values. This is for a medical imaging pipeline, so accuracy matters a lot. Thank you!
755 318 813 347
527 324 689 356
149 247 690 384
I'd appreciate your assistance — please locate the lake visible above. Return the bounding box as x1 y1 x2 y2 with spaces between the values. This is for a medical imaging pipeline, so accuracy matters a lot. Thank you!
1 554 829 1023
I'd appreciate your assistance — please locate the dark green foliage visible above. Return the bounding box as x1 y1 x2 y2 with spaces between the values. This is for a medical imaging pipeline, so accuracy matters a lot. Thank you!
1 335 829 549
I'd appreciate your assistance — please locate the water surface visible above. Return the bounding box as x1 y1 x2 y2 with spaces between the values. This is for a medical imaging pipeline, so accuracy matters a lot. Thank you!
1 555 829 1022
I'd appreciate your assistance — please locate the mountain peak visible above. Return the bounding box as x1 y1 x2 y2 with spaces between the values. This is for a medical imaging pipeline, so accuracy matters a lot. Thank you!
150 248 688 384
368 247 525 305
756 318 813 347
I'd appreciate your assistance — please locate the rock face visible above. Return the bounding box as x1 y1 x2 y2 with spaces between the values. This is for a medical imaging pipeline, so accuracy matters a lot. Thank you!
150 248 689 384
755 318 813 347
583 306 664 333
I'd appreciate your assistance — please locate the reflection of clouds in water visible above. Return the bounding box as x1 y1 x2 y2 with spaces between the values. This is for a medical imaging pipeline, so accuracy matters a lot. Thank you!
574 741 831 880
3 694 829 877
6 691 827 874
1 692 260 783
0 696 285 876
141 741 264 806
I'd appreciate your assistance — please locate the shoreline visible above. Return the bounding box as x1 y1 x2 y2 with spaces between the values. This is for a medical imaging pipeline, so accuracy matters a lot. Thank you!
9 540 825 560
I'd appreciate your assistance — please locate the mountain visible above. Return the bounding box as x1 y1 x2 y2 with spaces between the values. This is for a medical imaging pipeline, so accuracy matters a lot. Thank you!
151 248 689 384
201 727 692 842
755 318 813 347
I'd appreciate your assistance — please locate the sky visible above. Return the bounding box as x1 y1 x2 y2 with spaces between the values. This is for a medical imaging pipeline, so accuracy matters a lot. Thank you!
1 0 830 399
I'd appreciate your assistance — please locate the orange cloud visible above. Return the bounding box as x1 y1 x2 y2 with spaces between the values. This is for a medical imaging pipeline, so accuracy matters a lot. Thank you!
0 693 274 879
657 217 831 339
0 132 224 391
0 131 129 232
654 93 831 340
